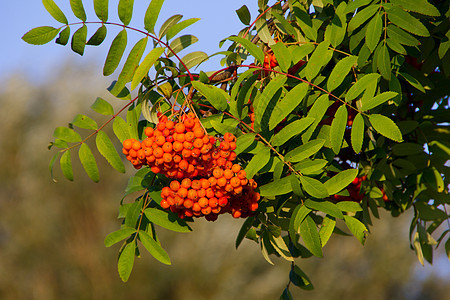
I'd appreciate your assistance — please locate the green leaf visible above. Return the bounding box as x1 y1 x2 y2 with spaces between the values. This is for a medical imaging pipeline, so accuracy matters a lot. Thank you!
330 105 348 154
104 227 136 247
281 287 293 300
60 151 74 181
415 201 447 221
386 5 430 37
391 0 440 17
245 147 271 179
272 118 315 146
118 0 134 25
91 97 114 115
365 12 383 52
49 152 60 181
168 35 198 57
271 11 297 41
71 25 87 56
270 41 291 72
387 38 407 55
289 205 311 244
236 216 255 249
269 83 309 130
290 265 314 290
71 114 98 130
87 25 107 46
254 76 287 131
144 0 164 33
236 5 251 25
179 51 208 71
305 199 344 219
270 234 294 262
348 5 379 32
131 47 165 90
305 41 332 81
56 26 70 46
94 0 109 22
166 18 200 41
346 73 381 101
118 241 135 282
139 231 171 265
445 237 450 262
235 133 256 155
144 207 192 233
210 119 239 135
124 199 143 228
300 215 323 257
344 215 368 245
336 201 363 212
70 0 86 22
259 175 294 197
79 143 100 182
159 14 183 39
303 94 329 143
377 44 391 80
228 36 265 65
293 6 317 41
319 216 336 247
295 159 327 175
300 176 328 199
361 91 397 111
53 127 81 143
192 81 228 111
96 131 126 173
369 114 403 142
43 0 68 24
285 139 326 163
324 169 358 195
386 24 419 46
22 26 60 45
327 56 358 92
103 30 128 76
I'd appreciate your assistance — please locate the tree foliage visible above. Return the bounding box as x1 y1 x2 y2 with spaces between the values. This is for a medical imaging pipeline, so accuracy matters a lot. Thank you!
23 0 449 295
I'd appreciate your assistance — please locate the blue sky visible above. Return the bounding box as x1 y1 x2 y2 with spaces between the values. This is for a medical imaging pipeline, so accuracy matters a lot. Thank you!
0 0 259 82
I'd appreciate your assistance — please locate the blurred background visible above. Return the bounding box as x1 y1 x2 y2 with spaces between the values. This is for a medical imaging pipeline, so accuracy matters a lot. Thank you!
0 1 448 299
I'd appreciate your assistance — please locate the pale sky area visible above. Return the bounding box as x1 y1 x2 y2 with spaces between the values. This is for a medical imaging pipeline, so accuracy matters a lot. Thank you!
0 0 259 82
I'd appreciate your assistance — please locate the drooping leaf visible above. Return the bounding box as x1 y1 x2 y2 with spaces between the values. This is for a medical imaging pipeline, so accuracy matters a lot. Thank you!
319 216 336 247
386 5 430 37
271 11 298 41
305 199 344 219
269 83 309 130
144 207 192 232
327 56 358 92
300 176 328 199
369 114 403 142
166 18 200 41
178 51 208 71
168 35 198 57
305 41 332 81
227 36 265 65
71 114 98 130
346 73 381 101
348 5 379 32
49 152 60 181
324 169 358 195
104 227 136 247
330 105 348 154
365 12 383 52
236 5 251 25
144 0 164 33
94 0 109 22
285 139 326 163
377 43 391 80
344 215 368 245
131 47 165 90
56 26 70 46
236 216 256 249
259 175 294 197
254 76 287 131
192 81 228 111
79 143 100 182
303 94 329 143
103 30 128 76
118 241 135 282
91 97 114 115
43 0 68 24
361 91 397 111
271 117 315 146
71 25 87 56
245 147 271 179
290 265 314 290
69 0 86 22
300 215 323 257
139 231 171 265
324 2 347 47
60 150 74 181
289 204 312 245
87 25 107 46
118 0 134 25
22 26 60 45
235 133 257 155
53 127 82 143
386 24 420 46
159 14 183 39
96 131 126 173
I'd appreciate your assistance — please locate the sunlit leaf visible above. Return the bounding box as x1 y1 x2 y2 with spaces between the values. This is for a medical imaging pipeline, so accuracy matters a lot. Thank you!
365 12 382 52
144 207 192 232
285 139 325 163
71 114 98 130
70 0 86 22
330 105 347 154
79 143 100 182
386 5 430 37
228 36 265 65
324 169 358 195
144 0 164 33
346 73 381 101
369 114 403 142
305 41 332 81
166 18 200 41
271 117 315 146
60 150 74 181
91 97 114 115
22 26 60 45
96 131 125 173
344 215 368 245
139 231 171 265
104 227 136 247
71 25 87 56
118 241 135 282
103 30 128 76
300 176 328 199
43 0 68 24
94 0 109 22
327 55 358 92
53 127 82 143
87 25 107 46
118 0 134 25
300 215 323 257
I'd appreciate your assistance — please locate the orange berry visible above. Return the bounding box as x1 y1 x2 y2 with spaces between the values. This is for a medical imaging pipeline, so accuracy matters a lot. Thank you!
132 141 141 151
179 160 189 171
193 138 204 149
217 177 227 187
197 188 206 198
128 149 137 158
155 157 164 165
228 152 237 161
187 164 195 174
173 154 182 163
193 128 205 138
224 169 234 180
176 133 186 143
155 135 166 146
230 177 241 188
220 150 230 158
224 132 236 142
198 197 209 208
191 180 202 190
225 161 233 170
153 147 164 158
163 152 173 163
123 139 133 150
208 197 218 208
123 149 129 155
191 148 201 158
161 199 170 209
170 180 181 192
183 199 193 209
213 168 224 179
174 195 184 207
192 202 201 212
206 188 215 198
173 141 183 152
218 197 228 207
137 149 145 160
208 177 217 187
162 142 173 153
146 155 156 163
183 141 193 150
217 157 227 166
157 122 166 131
166 120 174 129
185 131 195 142
177 187 188 198
232 210 242 218
229 142 237 150
240 178 249 186
184 117 195 129
201 206 211 215
224 184 234 193
181 178 192 188
233 186 243 194
231 164 241 173
187 189 198 200
143 138 153 148
200 178 210 189
187 112 196 119
144 127 154 137
237 169 247 179
151 165 161 173
174 123 185 133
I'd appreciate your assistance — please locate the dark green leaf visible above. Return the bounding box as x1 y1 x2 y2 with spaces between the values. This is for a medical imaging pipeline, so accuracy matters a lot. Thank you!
293 5 317 41
87 25 107 46
192 81 228 111
369 114 403 142
305 41 332 81
392 143 424 156
70 0 86 22
103 30 128 76
228 36 265 65
144 0 164 33
236 5 251 25
245 147 271 179
303 94 329 143
71 114 98 130
285 139 326 163
305 199 344 219
96 131 125 173
118 241 135 282
79 143 100 182
71 25 87 56
386 24 419 46
118 0 134 25
125 200 142 228
300 215 323 257
166 18 200 41
348 5 379 32
236 216 256 249
56 26 70 46
53 126 81 143
391 0 440 17
300 176 328 199
91 97 114 115
269 83 309 130
280 287 293 300
330 105 347 154
415 202 447 221
139 231 171 265
344 215 368 245
131 47 165 90
366 12 383 52
60 150 74 181
144 207 192 232
22 26 60 45
159 14 183 39
272 11 298 41
377 44 391 80
291 265 314 290
94 0 109 22
386 5 430 37
327 56 358 92
254 76 287 131
387 38 407 55
43 0 68 24
272 117 315 146
361 91 397 111
324 169 358 195
168 35 198 57
104 227 136 247
346 73 381 101
259 175 294 197
289 204 312 245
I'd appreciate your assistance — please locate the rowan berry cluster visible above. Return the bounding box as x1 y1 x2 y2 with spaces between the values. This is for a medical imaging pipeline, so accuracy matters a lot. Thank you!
122 112 260 221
